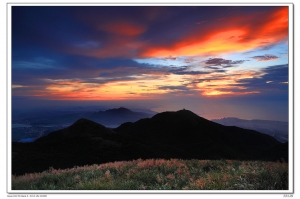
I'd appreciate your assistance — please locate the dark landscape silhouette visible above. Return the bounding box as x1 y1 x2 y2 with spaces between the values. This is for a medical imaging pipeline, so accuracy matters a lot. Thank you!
12 109 288 176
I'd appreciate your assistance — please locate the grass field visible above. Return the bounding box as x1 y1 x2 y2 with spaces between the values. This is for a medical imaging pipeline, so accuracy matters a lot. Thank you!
12 159 288 190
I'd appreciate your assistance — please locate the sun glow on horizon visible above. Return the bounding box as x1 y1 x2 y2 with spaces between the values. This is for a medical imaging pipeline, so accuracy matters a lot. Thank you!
43 74 194 100
32 67 269 100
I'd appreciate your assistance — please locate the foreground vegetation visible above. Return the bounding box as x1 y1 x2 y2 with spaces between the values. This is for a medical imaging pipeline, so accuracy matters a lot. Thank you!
12 159 288 190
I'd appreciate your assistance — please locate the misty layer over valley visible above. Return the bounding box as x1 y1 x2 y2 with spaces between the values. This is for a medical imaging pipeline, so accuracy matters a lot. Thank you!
12 108 288 176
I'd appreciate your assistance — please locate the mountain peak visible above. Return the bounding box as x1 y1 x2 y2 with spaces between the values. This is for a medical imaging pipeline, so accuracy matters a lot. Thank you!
105 107 132 113
71 118 109 128
72 118 98 125
176 109 199 115
35 118 112 142
151 109 206 123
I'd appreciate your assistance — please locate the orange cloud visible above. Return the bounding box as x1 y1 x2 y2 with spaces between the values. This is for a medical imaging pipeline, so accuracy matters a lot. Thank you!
202 90 260 96
43 74 189 100
39 68 266 100
99 21 147 36
142 29 250 57
65 7 288 59
195 71 264 97
140 7 288 58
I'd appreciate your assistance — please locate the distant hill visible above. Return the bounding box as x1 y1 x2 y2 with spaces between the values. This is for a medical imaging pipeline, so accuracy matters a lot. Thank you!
211 117 288 143
12 110 288 176
87 107 154 128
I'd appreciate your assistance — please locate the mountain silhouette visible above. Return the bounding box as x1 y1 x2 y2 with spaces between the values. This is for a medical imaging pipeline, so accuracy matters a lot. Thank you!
115 110 284 160
12 109 288 176
12 118 160 175
87 107 154 127
117 110 279 146
104 107 132 114
37 118 114 139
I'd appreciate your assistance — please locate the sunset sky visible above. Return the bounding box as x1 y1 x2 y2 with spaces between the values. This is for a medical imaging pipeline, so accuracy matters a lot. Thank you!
11 5 290 121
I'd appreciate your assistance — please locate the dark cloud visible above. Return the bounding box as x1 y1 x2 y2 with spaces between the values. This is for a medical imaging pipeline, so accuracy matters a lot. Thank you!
79 76 138 85
213 69 227 73
156 85 198 96
204 58 248 68
158 85 189 91
236 64 288 93
251 54 279 62
192 75 228 84
168 66 211 75
12 55 168 86
172 71 211 75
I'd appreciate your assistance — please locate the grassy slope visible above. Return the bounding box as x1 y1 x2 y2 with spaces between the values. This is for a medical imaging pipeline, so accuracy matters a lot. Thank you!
12 159 288 190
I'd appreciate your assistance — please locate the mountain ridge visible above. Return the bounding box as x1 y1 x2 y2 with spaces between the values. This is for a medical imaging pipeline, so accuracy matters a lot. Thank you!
87 107 154 127
12 109 288 176
103 107 132 113
115 109 280 147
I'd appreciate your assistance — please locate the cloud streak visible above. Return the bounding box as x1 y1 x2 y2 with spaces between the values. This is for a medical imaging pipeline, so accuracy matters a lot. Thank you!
251 54 279 62
99 21 147 36
204 58 248 68
140 7 288 58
